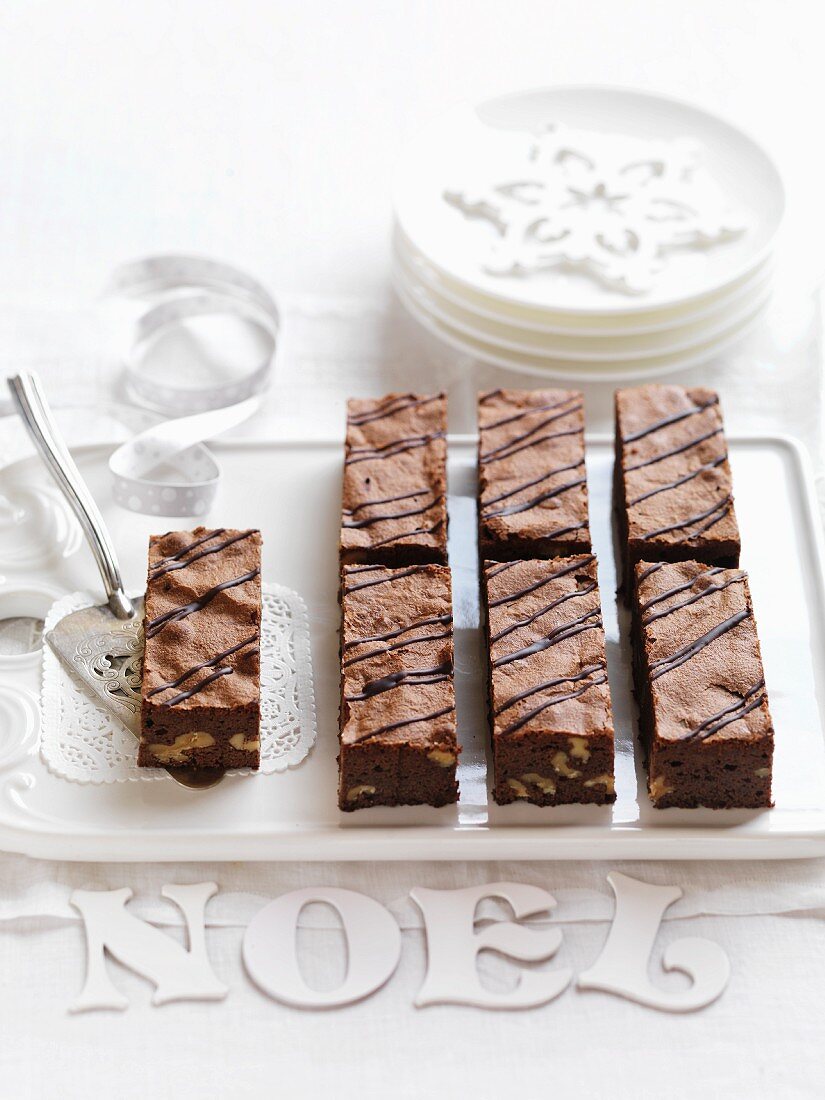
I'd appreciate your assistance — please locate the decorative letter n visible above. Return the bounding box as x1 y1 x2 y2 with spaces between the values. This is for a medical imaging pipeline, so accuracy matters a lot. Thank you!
70 883 228 1012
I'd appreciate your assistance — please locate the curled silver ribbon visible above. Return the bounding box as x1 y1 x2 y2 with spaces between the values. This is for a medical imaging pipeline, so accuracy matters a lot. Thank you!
104 256 280 517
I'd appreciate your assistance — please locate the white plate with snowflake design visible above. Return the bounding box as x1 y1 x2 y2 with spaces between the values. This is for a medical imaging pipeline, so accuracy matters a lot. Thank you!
392 246 772 361
393 86 783 318
393 224 775 339
392 264 769 383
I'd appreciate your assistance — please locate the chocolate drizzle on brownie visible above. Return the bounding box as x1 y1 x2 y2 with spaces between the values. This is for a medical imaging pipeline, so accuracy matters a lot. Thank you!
544 520 589 539
151 527 226 567
342 612 452 651
641 570 745 625
145 568 261 638
341 494 443 529
485 561 519 579
488 555 595 608
618 387 735 549
338 563 458 808
343 488 431 516
162 666 234 707
685 679 767 741
344 431 446 466
368 518 444 550
492 607 603 668
343 570 455 718
625 426 724 473
649 608 751 681
495 661 606 715
140 527 262 772
478 389 591 561
479 426 583 467
639 567 720 612
483 474 587 519
481 459 585 511
490 581 596 644
341 392 448 565
347 393 439 426
345 660 452 702
637 562 664 584
631 559 773 808
479 401 583 464
621 394 718 444
352 705 456 743
640 493 732 543
344 564 427 593
628 454 729 507
146 634 260 698
149 528 257 579
499 671 610 735
614 386 740 594
483 556 615 807
343 627 453 669
482 393 577 432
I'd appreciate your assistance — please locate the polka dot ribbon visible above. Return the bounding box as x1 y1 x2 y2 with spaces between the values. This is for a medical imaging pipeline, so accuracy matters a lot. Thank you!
104 256 279 517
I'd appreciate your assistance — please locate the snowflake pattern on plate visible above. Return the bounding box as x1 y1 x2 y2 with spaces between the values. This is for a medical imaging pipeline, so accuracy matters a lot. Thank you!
443 124 749 295
40 582 317 783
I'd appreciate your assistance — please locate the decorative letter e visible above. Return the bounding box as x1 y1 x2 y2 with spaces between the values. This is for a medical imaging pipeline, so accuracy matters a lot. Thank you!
411 882 571 1009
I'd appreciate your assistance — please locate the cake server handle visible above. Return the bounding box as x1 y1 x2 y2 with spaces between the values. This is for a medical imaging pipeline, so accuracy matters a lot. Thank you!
6 372 135 620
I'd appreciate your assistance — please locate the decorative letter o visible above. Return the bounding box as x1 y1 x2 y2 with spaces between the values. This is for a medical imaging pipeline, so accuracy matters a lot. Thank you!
243 887 401 1008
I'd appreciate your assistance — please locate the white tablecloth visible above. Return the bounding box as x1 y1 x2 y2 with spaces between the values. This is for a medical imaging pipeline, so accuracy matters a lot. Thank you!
3 2 825 1096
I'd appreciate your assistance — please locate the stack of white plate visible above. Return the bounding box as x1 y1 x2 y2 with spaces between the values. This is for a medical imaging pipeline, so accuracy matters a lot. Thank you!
392 88 784 382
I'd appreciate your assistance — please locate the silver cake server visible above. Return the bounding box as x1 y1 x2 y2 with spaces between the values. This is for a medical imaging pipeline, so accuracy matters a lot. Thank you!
7 371 223 789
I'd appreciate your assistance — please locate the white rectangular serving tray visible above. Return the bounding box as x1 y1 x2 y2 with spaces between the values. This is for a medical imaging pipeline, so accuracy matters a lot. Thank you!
1 432 825 861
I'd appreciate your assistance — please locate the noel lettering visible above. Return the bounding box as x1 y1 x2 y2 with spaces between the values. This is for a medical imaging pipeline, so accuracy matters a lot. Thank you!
70 872 729 1014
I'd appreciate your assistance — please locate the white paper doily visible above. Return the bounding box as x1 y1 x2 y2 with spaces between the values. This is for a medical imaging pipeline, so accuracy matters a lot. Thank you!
40 582 316 783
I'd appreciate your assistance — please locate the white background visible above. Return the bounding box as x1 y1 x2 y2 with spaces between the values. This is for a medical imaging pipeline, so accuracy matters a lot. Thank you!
2 0 824 305
2 2 825 1097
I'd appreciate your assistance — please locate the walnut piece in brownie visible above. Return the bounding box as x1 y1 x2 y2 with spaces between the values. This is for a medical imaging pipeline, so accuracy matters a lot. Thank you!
482 556 615 806
139 527 262 770
478 389 591 562
632 560 773 809
339 563 458 809
614 385 740 596
340 392 448 566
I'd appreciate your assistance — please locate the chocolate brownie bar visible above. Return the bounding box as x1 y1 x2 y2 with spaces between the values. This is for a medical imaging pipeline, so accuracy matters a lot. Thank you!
614 385 740 595
139 527 262 770
341 393 448 566
478 389 591 561
338 563 458 809
482 556 615 806
632 560 773 809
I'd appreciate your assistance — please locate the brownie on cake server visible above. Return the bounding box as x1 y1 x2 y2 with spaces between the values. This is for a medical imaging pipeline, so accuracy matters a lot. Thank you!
338 563 458 809
478 389 591 562
482 555 615 806
139 527 262 770
340 392 448 566
632 560 774 809
614 385 740 595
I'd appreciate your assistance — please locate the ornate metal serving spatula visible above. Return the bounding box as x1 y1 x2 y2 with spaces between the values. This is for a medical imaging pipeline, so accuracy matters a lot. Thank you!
6 372 222 789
